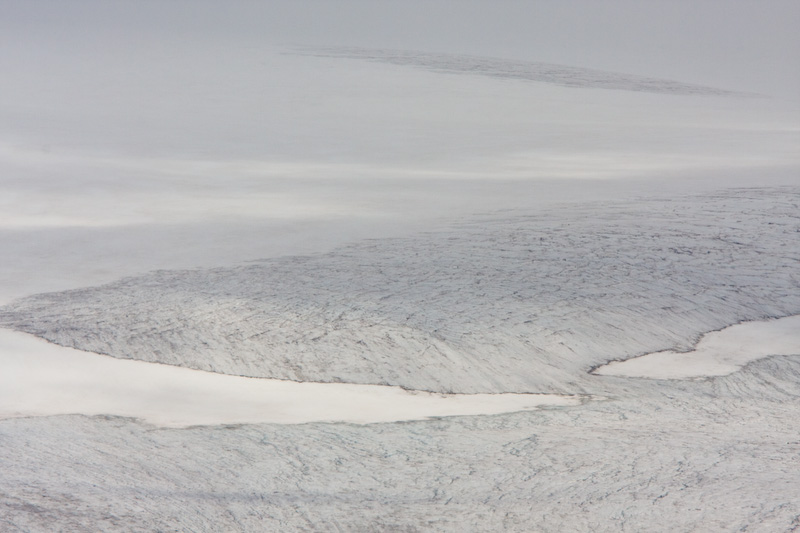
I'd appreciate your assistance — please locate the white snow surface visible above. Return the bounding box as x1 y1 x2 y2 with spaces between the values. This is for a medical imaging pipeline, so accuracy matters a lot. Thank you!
2 3 800 530
3 357 800 532
594 315 800 379
0 329 583 427
1 44 798 306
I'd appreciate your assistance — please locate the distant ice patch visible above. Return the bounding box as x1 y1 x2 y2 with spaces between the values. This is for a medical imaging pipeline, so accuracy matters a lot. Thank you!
593 315 800 380
293 47 756 96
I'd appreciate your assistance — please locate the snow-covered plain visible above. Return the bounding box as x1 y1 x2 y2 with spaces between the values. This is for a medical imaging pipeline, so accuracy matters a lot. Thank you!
2 1 800 531
1 40 798 305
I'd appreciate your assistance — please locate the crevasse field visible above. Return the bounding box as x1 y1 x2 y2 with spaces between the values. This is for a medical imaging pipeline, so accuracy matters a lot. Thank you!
1 2 799 531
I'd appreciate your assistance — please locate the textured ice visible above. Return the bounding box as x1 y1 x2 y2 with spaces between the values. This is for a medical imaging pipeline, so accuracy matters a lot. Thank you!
2 354 800 532
3 3 800 530
3 187 798 394
2 187 800 532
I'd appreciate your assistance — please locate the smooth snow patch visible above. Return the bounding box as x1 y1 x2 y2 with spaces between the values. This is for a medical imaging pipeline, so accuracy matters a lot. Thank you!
594 315 800 379
0 329 582 427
